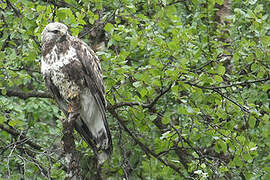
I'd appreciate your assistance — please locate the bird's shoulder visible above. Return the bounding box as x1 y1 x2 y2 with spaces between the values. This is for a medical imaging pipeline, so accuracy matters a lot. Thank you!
69 36 100 61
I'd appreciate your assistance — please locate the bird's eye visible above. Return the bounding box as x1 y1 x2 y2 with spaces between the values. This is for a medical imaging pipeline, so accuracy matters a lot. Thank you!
51 30 59 33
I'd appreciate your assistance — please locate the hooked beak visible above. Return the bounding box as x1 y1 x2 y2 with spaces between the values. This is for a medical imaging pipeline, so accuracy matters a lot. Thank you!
57 30 67 42
60 29 67 36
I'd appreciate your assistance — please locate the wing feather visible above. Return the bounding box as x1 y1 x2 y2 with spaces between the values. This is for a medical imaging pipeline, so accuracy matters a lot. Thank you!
70 37 112 159
44 74 68 112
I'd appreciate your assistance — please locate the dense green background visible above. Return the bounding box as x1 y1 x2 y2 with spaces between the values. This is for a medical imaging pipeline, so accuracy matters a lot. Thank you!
0 0 269 179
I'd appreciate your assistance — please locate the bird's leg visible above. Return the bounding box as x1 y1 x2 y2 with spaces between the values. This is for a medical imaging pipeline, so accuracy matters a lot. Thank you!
68 104 73 113
67 92 80 123
67 101 80 123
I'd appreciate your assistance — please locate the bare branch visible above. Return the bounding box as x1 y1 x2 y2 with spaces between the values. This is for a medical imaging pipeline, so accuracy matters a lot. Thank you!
144 83 173 109
190 54 233 72
186 76 269 90
108 101 140 110
213 89 249 112
6 0 20 17
0 124 42 150
184 76 270 113
19 147 53 179
5 89 52 99
108 83 173 110
185 82 250 112
0 124 68 173
108 108 186 178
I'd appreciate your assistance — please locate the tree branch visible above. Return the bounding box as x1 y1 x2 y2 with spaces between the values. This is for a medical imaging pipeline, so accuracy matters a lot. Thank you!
20 147 53 180
0 124 68 173
184 76 269 112
186 76 269 90
5 89 52 99
0 125 68 179
108 108 186 178
185 82 250 112
0 124 42 150
61 111 82 179
213 89 249 112
6 0 20 17
108 82 173 110
144 83 173 109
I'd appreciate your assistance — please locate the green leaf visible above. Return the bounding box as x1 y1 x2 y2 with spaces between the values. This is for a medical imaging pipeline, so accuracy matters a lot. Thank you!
262 114 269 124
139 88 148 98
178 106 188 115
216 0 224 5
162 112 171 124
237 135 246 144
251 63 259 72
243 153 253 163
161 116 170 124
130 37 138 49
0 115 5 124
233 156 243 167
214 143 221 153
168 40 178 51
219 140 227 153
214 75 223 82
217 65 225 75
133 81 141 88
152 79 161 87
249 116 256 128
1 88 6 95
149 114 157 121
104 23 114 32
0 1 7 9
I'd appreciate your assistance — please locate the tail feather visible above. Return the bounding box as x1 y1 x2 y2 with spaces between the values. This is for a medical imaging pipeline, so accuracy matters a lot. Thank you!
76 89 112 163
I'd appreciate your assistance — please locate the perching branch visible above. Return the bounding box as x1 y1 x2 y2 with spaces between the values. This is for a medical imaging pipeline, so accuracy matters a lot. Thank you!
61 111 82 179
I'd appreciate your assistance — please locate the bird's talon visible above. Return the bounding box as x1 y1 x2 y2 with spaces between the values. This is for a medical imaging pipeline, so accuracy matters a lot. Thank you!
67 92 79 99
68 105 72 113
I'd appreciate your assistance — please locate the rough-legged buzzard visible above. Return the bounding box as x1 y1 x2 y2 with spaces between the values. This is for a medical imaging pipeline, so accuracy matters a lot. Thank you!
41 22 112 164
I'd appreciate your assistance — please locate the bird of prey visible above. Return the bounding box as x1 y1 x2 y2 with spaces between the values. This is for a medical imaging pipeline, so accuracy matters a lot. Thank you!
40 22 112 164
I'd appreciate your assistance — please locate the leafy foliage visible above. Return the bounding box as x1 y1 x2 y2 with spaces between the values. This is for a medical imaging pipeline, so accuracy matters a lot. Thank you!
0 0 269 179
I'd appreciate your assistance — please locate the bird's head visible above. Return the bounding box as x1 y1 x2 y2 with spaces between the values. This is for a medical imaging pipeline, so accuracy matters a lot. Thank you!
41 22 68 44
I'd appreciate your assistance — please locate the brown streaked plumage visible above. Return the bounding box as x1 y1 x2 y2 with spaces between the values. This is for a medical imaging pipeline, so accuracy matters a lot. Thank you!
41 22 112 164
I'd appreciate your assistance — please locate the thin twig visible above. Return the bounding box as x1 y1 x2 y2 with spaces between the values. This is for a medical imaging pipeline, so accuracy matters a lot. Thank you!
6 0 20 16
186 76 269 90
0 124 42 150
108 108 186 178
108 82 174 110
23 149 53 180
213 89 249 112
7 140 17 178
